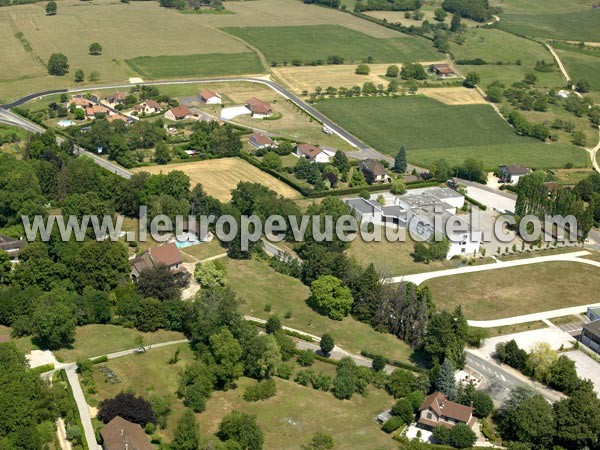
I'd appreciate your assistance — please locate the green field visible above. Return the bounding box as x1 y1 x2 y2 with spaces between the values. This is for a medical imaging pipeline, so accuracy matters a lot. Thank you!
223 257 416 364
493 0 600 41
458 64 566 89
424 261 600 319
452 29 551 64
125 53 265 79
222 25 441 64
554 48 600 92
315 96 588 168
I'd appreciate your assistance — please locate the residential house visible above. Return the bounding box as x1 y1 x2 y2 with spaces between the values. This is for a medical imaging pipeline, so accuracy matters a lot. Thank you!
164 105 191 121
85 105 110 119
104 92 127 105
499 165 530 184
295 143 330 164
68 96 94 109
429 63 455 78
246 97 273 118
100 416 152 450
345 187 479 259
0 234 26 262
133 99 162 114
248 132 277 150
200 90 222 104
130 242 184 279
417 392 475 430
106 114 128 123
358 159 392 184
581 320 600 354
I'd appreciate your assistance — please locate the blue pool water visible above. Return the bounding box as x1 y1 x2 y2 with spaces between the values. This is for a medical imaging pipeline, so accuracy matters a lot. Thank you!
58 119 75 127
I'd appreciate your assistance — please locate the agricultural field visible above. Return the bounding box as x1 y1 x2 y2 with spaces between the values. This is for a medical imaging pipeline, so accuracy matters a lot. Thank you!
125 53 264 79
451 29 551 65
492 0 600 41
197 377 397 450
131 158 301 202
554 48 600 92
222 25 441 65
457 62 566 88
223 257 416 364
419 87 487 105
424 261 600 320
314 96 588 168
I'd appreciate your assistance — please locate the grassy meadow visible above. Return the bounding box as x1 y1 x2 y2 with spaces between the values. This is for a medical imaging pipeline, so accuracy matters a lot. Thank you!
554 48 600 92
424 261 600 319
223 257 417 364
315 96 588 168
492 0 600 41
222 25 441 65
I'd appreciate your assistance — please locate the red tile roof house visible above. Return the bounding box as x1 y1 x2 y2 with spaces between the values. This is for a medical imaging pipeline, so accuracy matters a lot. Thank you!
429 63 456 79
246 97 273 118
104 92 128 105
359 159 392 184
130 242 184 279
133 99 162 114
164 105 191 121
200 90 222 104
100 416 152 450
295 143 331 164
68 96 94 109
85 105 110 119
248 132 278 150
417 392 476 430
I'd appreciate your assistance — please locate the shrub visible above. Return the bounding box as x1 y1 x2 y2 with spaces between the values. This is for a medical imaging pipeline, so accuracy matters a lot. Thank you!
243 379 277 402
382 416 403 433
297 349 316 367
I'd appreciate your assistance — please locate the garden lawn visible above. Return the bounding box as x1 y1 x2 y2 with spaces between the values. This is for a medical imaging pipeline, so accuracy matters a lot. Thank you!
424 261 600 320
494 0 600 41
223 258 416 364
89 343 195 442
222 25 441 65
197 377 397 450
125 53 264 79
54 324 186 362
315 96 588 168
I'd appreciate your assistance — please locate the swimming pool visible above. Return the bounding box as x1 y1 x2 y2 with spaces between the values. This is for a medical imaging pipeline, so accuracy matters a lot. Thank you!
58 119 75 128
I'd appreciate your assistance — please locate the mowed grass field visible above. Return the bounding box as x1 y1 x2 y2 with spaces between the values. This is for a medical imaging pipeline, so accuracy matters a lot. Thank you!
315 96 588 168
424 261 600 320
53 325 185 362
492 0 600 41
222 25 441 65
131 158 301 201
554 49 600 91
197 377 397 450
224 258 416 364
125 53 264 79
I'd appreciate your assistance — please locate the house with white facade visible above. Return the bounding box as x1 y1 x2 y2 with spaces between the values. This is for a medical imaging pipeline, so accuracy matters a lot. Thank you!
200 90 222 104
295 143 333 164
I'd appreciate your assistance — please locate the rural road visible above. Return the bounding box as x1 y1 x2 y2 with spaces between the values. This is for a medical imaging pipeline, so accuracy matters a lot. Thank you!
546 43 571 82
586 127 600 173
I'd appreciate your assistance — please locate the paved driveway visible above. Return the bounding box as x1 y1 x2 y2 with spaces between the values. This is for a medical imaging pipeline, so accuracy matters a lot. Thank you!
220 106 251 120
479 327 576 357
563 350 600 394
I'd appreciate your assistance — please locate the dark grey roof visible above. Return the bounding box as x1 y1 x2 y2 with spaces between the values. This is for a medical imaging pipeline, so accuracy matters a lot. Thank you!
583 320 600 337
346 198 382 215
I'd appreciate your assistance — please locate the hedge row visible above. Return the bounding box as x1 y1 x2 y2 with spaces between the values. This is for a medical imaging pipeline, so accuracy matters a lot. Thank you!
90 355 108 364
464 195 488 211
239 151 312 196
360 350 425 373
28 363 55 375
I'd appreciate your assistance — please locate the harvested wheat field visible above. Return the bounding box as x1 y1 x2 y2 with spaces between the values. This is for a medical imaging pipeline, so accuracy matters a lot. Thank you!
273 61 448 93
132 158 301 201
420 87 488 105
